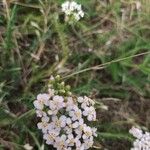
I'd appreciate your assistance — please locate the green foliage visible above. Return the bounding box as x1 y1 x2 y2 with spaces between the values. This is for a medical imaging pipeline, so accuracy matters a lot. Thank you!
0 0 150 149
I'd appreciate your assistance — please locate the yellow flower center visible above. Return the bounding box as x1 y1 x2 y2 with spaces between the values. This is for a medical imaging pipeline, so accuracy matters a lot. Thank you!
55 120 61 127
85 131 92 136
69 139 74 144
42 122 48 128
75 111 81 118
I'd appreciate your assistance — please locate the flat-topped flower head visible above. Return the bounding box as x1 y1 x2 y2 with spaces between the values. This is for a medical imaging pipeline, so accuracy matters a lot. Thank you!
34 75 97 150
61 1 84 23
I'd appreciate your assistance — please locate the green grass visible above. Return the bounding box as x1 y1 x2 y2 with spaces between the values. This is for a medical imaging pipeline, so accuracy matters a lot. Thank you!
0 0 150 150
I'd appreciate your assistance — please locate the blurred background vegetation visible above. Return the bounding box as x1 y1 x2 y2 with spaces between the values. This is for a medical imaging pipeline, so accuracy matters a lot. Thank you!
0 0 150 150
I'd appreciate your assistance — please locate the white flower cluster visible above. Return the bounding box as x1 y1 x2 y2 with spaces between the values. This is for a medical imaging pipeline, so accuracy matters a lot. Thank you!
61 1 84 21
33 78 97 150
129 126 150 150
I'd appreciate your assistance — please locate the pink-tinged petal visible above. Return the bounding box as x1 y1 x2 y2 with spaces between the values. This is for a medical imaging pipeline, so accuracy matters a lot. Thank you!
37 94 42 100
37 122 42 129
77 97 84 103
47 110 53 115
69 111 74 117
66 118 72 124
42 116 49 122
83 110 88 116
61 122 66 128
49 101 55 110
61 134 67 140
81 103 86 109
52 116 57 122
33 100 43 110
72 122 79 128
79 118 84 125
87 115 93 121
46 138 53 145
36 110 46 117
83 134 87 139
75 139 81 147
43 134 48 140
